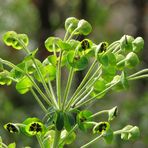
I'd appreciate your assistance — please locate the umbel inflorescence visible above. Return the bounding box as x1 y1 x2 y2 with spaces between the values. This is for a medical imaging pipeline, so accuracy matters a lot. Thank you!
0 17 148 148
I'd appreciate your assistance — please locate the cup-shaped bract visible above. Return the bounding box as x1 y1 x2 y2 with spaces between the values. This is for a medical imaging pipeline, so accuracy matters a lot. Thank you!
132 37 144 53
65 17 79 34
77 19 92 35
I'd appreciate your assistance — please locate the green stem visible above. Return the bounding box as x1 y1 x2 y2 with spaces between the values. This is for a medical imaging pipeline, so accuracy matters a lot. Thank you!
72 71 102 107
57 51 63 108
73 87 93 107
36 135 44 148
48 80 56 103
74 81 119 110
32 58 58 109
30 88 48 113
52 129 61 148
128 68 148 78
80 134 103 148
18 39 58 109
67 28 79 42
89 110 108 118
113 129 131 135
66 60 98 110
128 74 148 80
62 67 74 110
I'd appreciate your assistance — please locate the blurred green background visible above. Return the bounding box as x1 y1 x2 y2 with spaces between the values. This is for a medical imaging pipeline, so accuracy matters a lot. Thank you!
0 0 148 147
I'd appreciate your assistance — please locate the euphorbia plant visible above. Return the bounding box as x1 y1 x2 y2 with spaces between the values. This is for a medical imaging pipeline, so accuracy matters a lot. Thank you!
0 17 147 148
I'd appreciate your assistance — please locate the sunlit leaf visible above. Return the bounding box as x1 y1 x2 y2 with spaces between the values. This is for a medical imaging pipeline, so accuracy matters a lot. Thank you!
8 142 16 148
16 76 32 94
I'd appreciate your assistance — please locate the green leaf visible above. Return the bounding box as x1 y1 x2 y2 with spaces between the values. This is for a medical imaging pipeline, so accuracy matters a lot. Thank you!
48 55 57 66
108 53 116 66
8 142 16 148
57 40 72 51
103 129 114 144
108 106 118 121
64 113 75 131
125 52 139 68
102 65 116 82
132 37 144 53
98 53 109 66
65 17 79 34
77 19 92 35
44 65 56 81
76 110 93 131
16 76 32 94
45 37 62 52
10 62 26 80
93 78 106 92
60 130 76 145
55 111 64 131
67 51 88 71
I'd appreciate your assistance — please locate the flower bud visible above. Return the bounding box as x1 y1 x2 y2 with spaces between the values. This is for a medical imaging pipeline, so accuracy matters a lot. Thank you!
125 52 139 68
132 37 144 53
120 35 134 51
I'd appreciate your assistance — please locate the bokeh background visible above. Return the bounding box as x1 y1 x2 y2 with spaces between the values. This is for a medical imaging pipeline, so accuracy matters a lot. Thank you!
0 0 148 147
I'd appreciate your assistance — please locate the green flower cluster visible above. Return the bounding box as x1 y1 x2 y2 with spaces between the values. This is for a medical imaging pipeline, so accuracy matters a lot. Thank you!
0 17 147 148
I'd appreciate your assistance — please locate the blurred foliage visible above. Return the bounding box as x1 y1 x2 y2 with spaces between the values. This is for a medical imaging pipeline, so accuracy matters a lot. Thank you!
0 0 147 147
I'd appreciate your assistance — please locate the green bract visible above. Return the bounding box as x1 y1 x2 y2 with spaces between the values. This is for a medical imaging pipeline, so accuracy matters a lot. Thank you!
77 19 92 35
60 130 76 145
4 123 19 134
45 37 62 52
67 50 88 71
3 31 29 50
16 76 33 94
76 110 93 131
3 31 17 46
93 122 110 134
120 125 140 141
108 106 118 121
55 111 64 131
64 112 75 131
22 117 45 136
65 17 79 34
